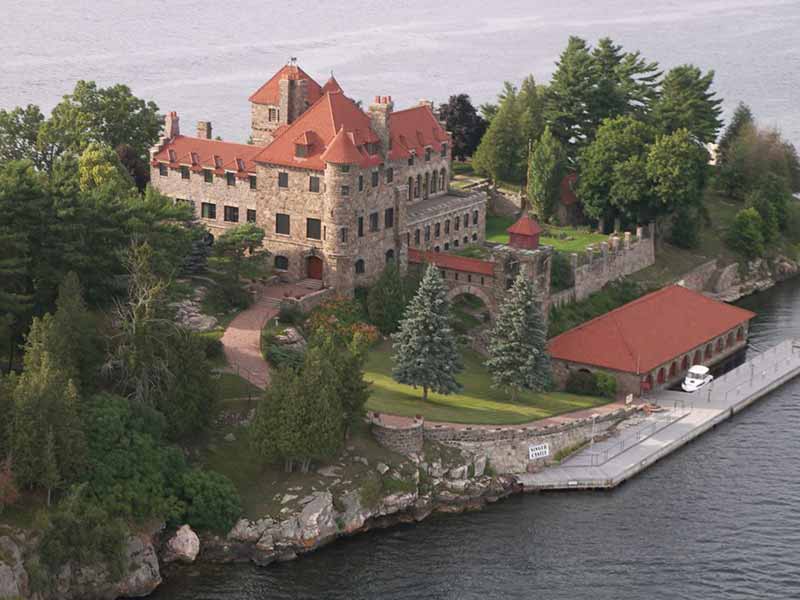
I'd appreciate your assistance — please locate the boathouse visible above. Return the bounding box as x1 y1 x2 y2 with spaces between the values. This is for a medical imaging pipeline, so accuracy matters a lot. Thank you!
548 285 756 397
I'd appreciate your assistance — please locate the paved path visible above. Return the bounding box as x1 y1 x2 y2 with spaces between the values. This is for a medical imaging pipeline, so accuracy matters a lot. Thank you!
519 339 800 490
221 282 315 389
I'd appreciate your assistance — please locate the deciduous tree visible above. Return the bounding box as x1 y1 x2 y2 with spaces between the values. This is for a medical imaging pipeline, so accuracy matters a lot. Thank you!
527 126 566 221
473 84 523 184
437 94 486 161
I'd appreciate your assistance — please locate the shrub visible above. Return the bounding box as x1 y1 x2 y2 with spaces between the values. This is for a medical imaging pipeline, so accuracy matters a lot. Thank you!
565 370 598 395
595 372 617 398
181 469 241 533
204 278 251 314
265 345 304 370
669 208 700 249
550 252 575 292
277 302 304 325
726 208 765 259
200 336 224 361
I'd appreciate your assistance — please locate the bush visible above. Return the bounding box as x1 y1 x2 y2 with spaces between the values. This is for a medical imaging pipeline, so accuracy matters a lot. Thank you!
277 302 304 325
265 344 304 370
669 208 700 249
550 252 574 292
726 208 765 259
181 469 241 533
201 336 224 361
565 370 598 395
595 372 617 398
203 278 251 314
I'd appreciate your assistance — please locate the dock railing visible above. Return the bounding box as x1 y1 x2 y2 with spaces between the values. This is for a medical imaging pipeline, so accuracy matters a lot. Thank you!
722 339 798 404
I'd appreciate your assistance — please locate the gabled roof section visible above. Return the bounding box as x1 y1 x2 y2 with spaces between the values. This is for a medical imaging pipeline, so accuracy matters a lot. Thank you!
249 63 322 106
507 214 542 236
320 128 364 164
254 91 382 170
321 75 343 95
152 136 261 175
547 285 756 374
389 105 449 161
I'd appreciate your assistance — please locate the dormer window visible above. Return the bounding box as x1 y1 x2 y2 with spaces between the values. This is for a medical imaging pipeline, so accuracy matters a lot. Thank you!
440 143 448 158
213 155 223 169
191 152 199 165
366 142 380 155
295 144 308 158
236 158 245 171
408 153 415 167
168 149 177 162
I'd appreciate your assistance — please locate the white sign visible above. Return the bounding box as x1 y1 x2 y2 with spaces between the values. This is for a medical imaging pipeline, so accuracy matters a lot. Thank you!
528 443 550 460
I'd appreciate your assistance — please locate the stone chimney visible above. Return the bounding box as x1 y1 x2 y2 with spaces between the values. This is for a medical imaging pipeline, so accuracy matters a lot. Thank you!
368 95 394 156
164 111 180 139
196 121 212 139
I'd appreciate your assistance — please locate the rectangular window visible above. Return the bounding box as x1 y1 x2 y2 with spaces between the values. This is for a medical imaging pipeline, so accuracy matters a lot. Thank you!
358 216 364 237
203 169 213 183
434 222 441 238
340 227 348 243
224 206 239 223
158 163 168 177
424 225 431 242
226 172 236 186
425 148 432 161
268 107 279 122
201 202 216 219
473 209 479 226
408 155 414 166
369 212 379 232
341 185 350 197
339 164 350 173
455 216 460 231
414 229 420 246
384 207 394 228
180 165 190 180
358 175 364 192
386 167 394 183
306 218 322 240
276 213 290 235
441 143 448 158
278 172 288 188
445 219 450 234
249 175 257 190
247 209 256 223
309 176 320 193
371 170 379 187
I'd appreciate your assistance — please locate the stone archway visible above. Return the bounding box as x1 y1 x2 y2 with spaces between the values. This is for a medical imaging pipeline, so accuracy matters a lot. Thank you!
445 284 496 317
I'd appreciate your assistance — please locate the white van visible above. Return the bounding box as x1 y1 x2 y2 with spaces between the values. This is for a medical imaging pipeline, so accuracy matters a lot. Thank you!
682 365 713 392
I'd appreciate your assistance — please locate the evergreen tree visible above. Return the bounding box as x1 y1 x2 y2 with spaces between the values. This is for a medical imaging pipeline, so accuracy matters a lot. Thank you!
392 264 463 401
517 75 546 170
717 102 754 165
486 273 550 399
250 367 301 471
0 104 49 169
437 94 487 161
527 126 566 221
727 208 765 259
472 84 523 184
746 187 780 243
652 65 723 143
367 263 410 335
213 223 267 283
42 428 60 506
322 333 370 434
543 36 596 161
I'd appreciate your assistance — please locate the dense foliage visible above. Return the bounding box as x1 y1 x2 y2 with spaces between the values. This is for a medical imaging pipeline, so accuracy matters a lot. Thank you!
437 94 487 161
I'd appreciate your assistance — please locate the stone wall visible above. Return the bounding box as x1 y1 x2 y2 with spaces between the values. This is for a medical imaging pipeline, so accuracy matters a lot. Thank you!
370 417 424 456
676 259 718 292
406 191 486 253
279 287 337 313
420 406 635 474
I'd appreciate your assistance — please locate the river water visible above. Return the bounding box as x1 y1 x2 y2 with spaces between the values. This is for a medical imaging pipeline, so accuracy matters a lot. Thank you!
149 282 800 599
6 2 800 598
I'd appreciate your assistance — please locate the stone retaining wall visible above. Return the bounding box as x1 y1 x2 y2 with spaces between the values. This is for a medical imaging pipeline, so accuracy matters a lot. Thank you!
370 416 424 456
676 259 718 292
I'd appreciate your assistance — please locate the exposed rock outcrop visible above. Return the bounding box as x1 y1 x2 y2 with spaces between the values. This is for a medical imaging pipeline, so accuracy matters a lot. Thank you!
0 536 29 600
162 525 200 564
709 256 799 302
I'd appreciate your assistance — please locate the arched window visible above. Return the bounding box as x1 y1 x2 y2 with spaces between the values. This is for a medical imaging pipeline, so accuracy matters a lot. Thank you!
407 177 413 201
432 170 438 193
642 374 653 392
716 338 724 352
463 236 468 245
727 332 735 347
669 362 677 377
385 249 395 264
657 368 666 384
355 259 365 274
694 350 702 364
274 255 289 270
440 168 446 190
415 175 421 198
423 172 430 199
737 327 744 341
681 356 689 370
705 344 713 360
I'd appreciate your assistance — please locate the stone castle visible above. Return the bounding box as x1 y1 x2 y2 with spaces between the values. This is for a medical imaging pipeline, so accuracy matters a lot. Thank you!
150 59 486 292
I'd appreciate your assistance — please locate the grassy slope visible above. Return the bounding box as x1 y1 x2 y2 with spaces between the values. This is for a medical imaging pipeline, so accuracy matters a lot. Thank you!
364 341 608 425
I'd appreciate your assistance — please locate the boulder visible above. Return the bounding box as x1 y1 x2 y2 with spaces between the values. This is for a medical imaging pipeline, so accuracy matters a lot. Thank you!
0 536 29 599
163 525 200 564
117 536 162 597
376 462 390 475
448 465 468 480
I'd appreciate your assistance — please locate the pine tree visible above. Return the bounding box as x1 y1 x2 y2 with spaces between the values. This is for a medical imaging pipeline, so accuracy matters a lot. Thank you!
42 428 60 507
527 126 566 221
652 65 723 144
367 263 410 335
518 75 545 172
717 102 754 165
324 333 370 435
250 367 300 470
392 264 463 401
486 273 550 399
472 84 523 184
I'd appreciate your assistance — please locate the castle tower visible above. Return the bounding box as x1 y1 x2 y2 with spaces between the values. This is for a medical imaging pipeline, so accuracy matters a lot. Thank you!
368 96 393 158
248 59 322 146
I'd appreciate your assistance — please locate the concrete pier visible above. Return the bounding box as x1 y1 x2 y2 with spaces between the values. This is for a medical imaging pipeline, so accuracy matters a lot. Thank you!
518 339 800 491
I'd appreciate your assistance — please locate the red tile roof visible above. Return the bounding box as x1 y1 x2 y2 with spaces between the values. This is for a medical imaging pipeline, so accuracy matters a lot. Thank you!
408 248 495 276
507 214 542 236
388 106 450 161
320 128 366 164
151 135 261 175
254 91 381 170
321 75 343 95
548 285 756 374
248 64 322 106
560 172 578 206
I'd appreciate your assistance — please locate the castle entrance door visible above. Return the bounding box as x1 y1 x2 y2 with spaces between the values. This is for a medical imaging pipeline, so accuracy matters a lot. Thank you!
306 255 323 280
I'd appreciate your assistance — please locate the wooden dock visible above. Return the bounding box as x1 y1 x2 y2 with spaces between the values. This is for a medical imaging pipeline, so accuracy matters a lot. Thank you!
518 339 800 491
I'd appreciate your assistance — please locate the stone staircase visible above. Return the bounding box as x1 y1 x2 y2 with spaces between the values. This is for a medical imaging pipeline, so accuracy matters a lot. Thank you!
297 278 324 291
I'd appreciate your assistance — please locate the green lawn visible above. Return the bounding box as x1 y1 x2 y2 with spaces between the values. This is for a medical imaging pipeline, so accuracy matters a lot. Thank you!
486 216 606 253
364 341 609 425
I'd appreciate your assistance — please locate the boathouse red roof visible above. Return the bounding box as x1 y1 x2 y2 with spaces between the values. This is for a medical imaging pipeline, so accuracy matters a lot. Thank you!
408 248 495 276
548 285 756 374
